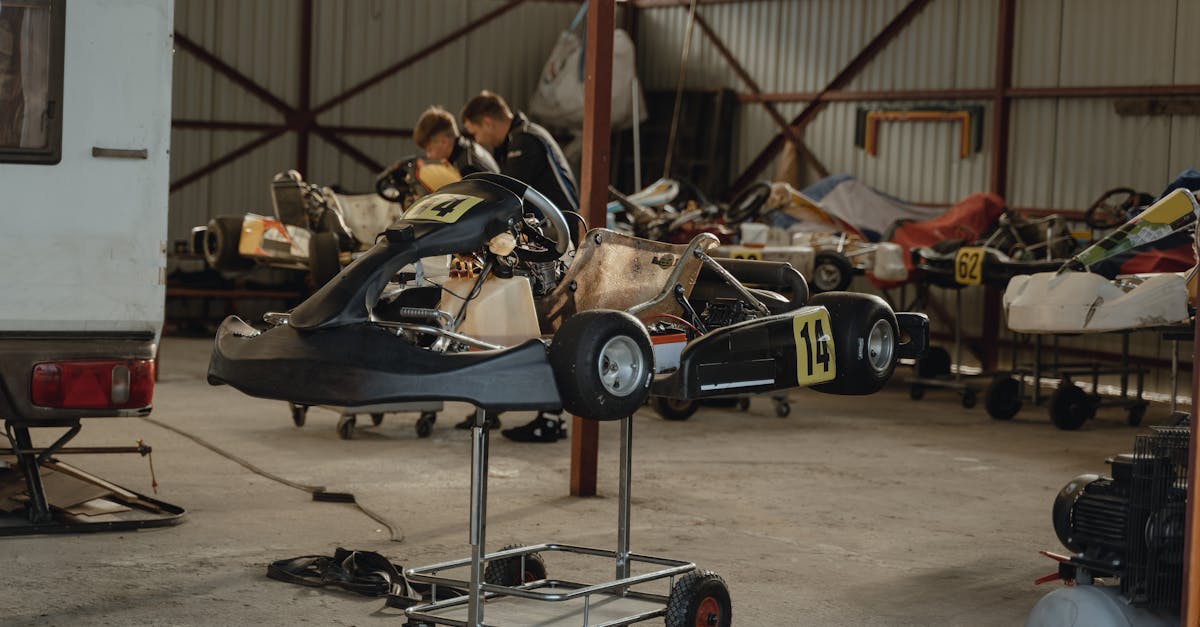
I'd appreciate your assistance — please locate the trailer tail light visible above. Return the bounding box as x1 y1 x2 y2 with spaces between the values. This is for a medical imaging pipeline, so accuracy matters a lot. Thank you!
31 360 155 409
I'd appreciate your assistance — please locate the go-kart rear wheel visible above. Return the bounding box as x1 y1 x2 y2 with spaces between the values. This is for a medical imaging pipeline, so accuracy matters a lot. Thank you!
483 545 547 586
653 397 700 421
808 293 899 396
289 402 308 427
665 570 732 627
204 216 254 271
985 376 1022 420
549 310 653 421
415 411 436 438
309 231 341 288
810 252 854 293
1050 383 1094 431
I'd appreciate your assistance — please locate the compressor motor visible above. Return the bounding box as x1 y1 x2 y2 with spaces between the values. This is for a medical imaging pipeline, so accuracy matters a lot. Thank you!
1050 426 1188 611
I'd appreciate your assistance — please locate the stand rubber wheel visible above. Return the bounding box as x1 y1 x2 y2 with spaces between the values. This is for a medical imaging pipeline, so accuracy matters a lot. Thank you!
666 570 732 627
774 400 790 418
549 310 653 421
1127 403 1147 427
370 413 384 426
203 216 254 271
1049 383 1094 431
290 403 308 427
985 376 1022 420
916 346 952 379
337 415 357 440
653 397 700 421
415 411 436 438
961 389 977 409
909 384 925 400
808 292 899 396
483 544 547 586
737 398 751 411
810 251 854 293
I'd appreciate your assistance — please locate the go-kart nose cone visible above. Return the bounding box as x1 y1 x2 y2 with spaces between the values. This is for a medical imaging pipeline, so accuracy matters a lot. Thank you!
598 336 647 397
867 318 894 373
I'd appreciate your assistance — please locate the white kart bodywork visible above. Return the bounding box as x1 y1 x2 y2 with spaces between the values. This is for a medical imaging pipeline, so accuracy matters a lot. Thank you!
1004 271 1190 334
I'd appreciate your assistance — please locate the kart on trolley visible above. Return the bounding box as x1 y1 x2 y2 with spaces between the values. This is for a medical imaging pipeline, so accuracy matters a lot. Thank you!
207 172 928 626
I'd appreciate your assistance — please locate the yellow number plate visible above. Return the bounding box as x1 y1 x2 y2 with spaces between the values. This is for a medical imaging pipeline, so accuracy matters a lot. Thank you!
954 246 984 285
404 193 483 223
728 247 762 260
793 308 837 386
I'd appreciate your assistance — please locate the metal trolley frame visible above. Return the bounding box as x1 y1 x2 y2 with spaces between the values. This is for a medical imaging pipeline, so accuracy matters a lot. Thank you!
404 409 707 626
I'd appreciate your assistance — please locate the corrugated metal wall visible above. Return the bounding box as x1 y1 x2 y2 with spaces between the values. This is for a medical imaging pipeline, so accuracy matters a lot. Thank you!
636 0 1200 209
170 0 581 246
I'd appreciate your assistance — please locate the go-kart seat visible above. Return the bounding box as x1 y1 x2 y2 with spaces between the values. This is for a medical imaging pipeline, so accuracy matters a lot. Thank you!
271 170 310 227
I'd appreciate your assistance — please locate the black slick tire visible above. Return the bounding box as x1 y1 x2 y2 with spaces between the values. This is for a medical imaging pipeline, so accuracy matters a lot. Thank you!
985 376 1022 420
204 216 254 271
1050 383 1094 430
808 292 899 396
549 310 653 421
309 231 341 288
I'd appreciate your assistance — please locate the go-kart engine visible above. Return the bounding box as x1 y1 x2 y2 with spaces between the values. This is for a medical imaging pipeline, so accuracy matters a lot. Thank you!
524 260 561 297
699 298 757 328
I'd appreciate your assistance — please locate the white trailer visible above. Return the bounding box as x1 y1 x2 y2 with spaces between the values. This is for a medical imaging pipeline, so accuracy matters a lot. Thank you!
0 0 175 528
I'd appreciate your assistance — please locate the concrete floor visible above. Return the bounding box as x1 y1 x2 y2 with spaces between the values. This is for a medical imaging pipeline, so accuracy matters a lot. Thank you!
0 337 1165 626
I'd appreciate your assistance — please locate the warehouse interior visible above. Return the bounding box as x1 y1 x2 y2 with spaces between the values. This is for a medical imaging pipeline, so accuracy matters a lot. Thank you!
3 0 1200 625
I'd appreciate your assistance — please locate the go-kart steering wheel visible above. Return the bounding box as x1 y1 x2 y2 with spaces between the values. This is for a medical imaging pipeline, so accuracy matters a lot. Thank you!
464 172 572 262
1084 187 1144 229
724 181 772 224
375 159 415 201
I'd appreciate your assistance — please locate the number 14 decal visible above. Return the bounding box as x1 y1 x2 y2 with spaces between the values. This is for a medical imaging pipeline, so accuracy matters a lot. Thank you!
793 309 837 386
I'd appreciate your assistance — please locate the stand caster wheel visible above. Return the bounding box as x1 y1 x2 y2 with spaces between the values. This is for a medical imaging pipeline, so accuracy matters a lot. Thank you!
737 398 750 411
653 396 700 421
484 544 547 586
961 389 977 409
415 411 437 438
774 401 790 418
1127 404 1147 427
337 415 357 440
290 403 308 427
370 413 385 426
984 376 1022 420
1049 383 1095 431
909 384 925 400
666 570 732 627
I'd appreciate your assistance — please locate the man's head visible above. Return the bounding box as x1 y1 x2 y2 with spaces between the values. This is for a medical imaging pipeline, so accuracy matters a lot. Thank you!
460 90 513 150
413 106 458 161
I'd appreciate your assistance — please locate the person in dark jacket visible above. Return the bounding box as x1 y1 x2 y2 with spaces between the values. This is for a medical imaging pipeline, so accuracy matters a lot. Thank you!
460 90 579 218
459 90 579 443
412 105 498 175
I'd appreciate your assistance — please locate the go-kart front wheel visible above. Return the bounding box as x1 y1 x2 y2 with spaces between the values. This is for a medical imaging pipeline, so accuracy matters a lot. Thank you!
549 310 653 421
808 292 899 396
204 216 254 271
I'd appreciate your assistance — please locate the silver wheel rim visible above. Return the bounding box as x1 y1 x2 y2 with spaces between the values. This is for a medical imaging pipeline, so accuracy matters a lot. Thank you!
866 318 894 373
598 336 646 397
814 263 841 291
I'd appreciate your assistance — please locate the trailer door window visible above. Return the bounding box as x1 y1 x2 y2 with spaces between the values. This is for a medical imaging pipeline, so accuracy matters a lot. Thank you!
0 0 63 164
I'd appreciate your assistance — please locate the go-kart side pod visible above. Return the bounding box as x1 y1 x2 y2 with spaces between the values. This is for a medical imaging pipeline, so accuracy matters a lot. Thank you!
650 293 927 399
207 316 563 412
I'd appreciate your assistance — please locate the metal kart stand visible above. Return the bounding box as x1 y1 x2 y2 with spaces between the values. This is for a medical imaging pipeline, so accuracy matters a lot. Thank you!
404 409 718 626
983 332 1150 430
905 287 981 409
287 401 443 440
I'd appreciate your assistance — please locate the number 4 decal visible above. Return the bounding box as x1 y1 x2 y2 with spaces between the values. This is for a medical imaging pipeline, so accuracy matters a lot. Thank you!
794 309 837 386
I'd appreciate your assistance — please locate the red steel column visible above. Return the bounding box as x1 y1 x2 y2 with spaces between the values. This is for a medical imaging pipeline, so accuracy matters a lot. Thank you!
571 0 615 497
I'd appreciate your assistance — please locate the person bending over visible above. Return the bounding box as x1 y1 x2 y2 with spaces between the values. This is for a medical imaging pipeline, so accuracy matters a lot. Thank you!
413 105 498 175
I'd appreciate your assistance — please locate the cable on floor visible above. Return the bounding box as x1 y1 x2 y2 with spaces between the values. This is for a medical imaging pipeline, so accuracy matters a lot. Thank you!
140 416 405 543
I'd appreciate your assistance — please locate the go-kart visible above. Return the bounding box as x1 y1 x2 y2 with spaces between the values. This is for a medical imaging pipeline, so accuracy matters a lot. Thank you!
195 159 462 286
606 177 774 245
1004 188 1199 334
911 210 1079 289
208 172 929 420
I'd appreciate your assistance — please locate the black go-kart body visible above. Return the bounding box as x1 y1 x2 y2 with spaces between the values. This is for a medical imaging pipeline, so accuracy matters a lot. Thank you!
208 173 928 420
